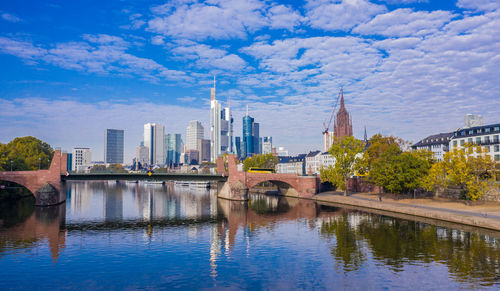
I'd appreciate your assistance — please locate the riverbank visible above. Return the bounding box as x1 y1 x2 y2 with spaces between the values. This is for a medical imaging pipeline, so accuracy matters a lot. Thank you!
314 191 500 231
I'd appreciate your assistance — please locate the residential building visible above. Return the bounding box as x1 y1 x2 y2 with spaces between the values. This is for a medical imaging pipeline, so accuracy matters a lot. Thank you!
197 139 211 163
72 148 92 173
166 133 182 166
144 123 165 165
277 155 306 175
411 132 453 161
305 150 322 175
136 145 149 165
210 77 233 162
464 114 484 128
262 136 272 154
104 129 124 164
333 89 353 139
449 123 500 161
186 120 204 151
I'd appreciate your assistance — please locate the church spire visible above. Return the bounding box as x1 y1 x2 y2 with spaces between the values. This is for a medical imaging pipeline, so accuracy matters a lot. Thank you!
340 87 345 110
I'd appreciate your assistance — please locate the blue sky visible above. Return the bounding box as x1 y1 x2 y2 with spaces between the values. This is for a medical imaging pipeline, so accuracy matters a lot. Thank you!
1 0 499 162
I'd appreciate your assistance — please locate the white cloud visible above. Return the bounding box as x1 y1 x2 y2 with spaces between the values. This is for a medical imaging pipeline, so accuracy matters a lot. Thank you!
267 4 303 30
305 0 387 31
171 43 247 71
353 8 454 37
0 35 192 83
1 12 22 23
457 0 500 12
148 0 267 40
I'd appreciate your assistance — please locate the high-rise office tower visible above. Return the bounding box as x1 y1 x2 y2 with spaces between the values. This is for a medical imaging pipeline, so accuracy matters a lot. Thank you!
144 123 165 165
242 109 260 158
136 145 148 165
262 136 272 154
197 139 211 163
104 129 124 164
165 133 183 166
210 77 233 162
186 120 204 151
235 137 241 159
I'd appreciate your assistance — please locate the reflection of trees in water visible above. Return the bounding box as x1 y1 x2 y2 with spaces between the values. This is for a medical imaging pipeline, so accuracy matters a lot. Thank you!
248 194 290 215
321 212 500 286
320 213 365 272
0 196 35 227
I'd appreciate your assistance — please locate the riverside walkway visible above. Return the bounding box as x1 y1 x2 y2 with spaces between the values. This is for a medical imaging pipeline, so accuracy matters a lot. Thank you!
315 192 500 231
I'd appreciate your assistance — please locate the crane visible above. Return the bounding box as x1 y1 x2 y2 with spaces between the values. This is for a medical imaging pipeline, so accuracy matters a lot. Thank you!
322 88 343 134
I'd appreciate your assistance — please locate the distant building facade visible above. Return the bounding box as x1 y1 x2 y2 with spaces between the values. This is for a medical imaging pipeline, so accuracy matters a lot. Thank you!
464 114 484 128
450 123 500 162
197 139 211 163
186 120 204 151
262 136 272 154
144 123 164 165
72 148 92 173
411 132 453 161
136 145 149 165
277 155 306 175
104 129 124 164
243 113 260 158
210 78 233 161
166 133 183 166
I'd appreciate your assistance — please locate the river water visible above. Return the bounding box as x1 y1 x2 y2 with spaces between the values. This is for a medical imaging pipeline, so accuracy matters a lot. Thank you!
1 181 499 290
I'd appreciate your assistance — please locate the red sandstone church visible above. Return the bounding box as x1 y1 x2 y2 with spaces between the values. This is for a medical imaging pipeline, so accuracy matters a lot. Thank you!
323 90 353 151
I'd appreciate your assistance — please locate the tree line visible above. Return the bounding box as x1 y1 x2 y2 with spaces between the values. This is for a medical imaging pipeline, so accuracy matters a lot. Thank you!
320 135 498 201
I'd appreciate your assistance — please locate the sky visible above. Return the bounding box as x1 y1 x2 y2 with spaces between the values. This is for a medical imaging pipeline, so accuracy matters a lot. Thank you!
1 0 499 163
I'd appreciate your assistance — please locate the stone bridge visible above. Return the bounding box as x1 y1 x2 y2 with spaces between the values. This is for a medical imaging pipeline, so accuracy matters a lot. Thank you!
216 154 319 200
0 150 67 206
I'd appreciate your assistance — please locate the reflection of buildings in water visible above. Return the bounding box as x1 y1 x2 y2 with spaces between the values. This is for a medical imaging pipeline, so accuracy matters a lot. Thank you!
69 182 91 213
103 184 123 222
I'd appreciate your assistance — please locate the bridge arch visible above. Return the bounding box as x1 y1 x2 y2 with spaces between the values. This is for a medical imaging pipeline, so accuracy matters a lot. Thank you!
247 178 300 197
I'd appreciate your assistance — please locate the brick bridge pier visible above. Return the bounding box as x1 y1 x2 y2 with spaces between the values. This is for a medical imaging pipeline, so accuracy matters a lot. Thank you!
0 150 67 206
216 154 319 201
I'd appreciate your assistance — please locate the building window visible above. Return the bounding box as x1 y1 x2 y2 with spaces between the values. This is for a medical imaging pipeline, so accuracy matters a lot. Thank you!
485 146 490 153
495 155 500 161
495 126 500 132
478 128 482 133
485 128 491 133
476 137 481 144
495 145 500 152
494 135 499 143
460 140 465 146
468 138 473 144
485 136 490 143
453 140 457 147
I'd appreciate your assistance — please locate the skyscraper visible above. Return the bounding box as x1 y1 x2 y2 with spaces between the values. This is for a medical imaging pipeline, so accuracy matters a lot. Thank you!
104 129 124 164
165 133 182 166
144 123 165 165
333 89 353 139
242 110 260 158
197 139 211 163
186 120 204 151
210 77 233 162
136 145 148 165
262 136 272 154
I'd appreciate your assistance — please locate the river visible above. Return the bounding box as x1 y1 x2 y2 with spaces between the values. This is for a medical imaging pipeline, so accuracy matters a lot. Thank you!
1 181 499 290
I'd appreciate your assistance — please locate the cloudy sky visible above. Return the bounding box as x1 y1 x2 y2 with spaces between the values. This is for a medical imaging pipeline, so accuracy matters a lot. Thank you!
1 0 499 162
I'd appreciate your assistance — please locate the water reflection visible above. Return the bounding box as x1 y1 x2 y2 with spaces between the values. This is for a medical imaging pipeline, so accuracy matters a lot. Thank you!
0 182 499 289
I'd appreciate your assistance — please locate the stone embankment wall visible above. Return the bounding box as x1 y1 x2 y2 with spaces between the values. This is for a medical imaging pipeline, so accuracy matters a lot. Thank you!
436 186 500 202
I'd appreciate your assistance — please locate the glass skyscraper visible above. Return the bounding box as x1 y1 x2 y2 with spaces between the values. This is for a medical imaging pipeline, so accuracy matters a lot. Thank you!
105 129 124 164
242 114 259 158
166 133 183 166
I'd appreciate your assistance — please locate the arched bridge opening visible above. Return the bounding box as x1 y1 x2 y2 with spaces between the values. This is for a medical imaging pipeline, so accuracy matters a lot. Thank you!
247 179 300 198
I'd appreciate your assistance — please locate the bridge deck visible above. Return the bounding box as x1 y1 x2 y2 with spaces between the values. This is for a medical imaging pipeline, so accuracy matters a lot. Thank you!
61 173 227 182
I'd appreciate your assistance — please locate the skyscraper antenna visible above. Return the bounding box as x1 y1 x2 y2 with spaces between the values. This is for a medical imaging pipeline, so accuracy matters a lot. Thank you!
246 104 248 116
213 75 216 90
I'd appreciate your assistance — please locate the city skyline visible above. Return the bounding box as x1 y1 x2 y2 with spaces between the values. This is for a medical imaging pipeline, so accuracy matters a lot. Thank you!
1 1 500 162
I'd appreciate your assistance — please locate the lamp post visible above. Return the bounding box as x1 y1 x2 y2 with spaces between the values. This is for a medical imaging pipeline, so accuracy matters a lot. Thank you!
39 157 42 170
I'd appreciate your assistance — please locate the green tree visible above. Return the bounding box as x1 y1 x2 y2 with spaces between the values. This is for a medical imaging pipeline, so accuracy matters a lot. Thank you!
370 147 432 194
320 136 365 196
107 164 128 173
89 164 106 173
0 137 54 171
243 153 279 172
423 145 496 200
